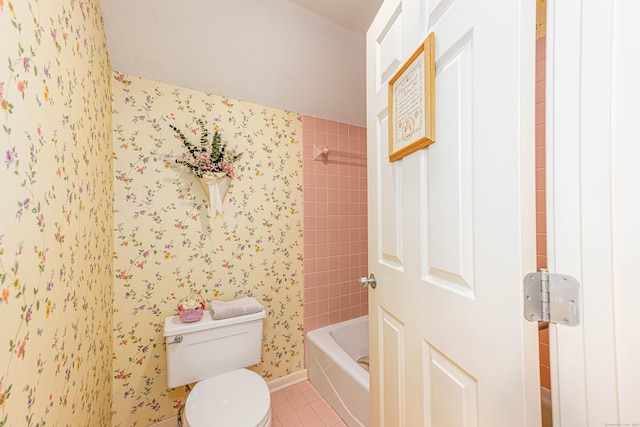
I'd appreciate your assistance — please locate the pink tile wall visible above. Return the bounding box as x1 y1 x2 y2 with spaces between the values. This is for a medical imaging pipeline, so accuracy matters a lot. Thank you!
302 115 368 335
536 36 547 272
536 36 551 390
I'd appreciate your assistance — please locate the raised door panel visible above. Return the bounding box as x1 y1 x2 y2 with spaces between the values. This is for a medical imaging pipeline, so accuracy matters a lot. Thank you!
425 32 474 298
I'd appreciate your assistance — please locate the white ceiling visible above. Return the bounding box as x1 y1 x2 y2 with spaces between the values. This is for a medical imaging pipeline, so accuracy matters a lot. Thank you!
283 0 384 35
101 0 383 127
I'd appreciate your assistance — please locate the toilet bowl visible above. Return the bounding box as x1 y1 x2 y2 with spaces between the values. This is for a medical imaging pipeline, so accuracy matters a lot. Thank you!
183 369 271 427
164 309 271 427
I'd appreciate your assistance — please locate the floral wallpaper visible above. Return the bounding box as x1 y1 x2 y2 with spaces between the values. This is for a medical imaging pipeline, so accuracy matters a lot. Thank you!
0 0 114 426
111 73 304 425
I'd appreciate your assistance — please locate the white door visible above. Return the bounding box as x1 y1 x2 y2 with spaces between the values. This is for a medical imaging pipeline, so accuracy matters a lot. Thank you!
547 0 640 425
366 0 540 426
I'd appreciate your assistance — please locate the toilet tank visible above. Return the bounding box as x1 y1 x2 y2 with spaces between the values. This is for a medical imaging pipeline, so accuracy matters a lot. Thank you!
163 309 266 389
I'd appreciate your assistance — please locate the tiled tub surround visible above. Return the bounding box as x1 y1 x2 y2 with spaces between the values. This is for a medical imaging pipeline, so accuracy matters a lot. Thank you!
302 115 368 335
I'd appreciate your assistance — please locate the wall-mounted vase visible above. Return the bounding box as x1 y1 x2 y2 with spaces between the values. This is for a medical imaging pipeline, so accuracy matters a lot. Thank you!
198 172 231 217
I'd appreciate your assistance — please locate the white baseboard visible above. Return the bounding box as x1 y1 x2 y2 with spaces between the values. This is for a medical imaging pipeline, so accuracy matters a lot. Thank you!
267 369 308 392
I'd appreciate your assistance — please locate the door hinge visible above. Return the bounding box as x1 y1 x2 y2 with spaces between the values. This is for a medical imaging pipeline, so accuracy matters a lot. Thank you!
523 269 580 326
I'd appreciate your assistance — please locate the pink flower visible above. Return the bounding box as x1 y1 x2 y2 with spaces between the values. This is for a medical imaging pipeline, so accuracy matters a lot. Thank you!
17 81 25 93
5 150 15 165
23 57 29 71
17 340 26 358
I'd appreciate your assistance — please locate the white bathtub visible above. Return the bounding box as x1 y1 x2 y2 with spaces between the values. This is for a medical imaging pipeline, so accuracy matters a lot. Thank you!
306 315 370 427
307 316 550 427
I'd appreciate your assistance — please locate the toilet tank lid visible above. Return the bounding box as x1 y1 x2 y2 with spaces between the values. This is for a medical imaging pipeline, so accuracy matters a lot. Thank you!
163 309 266 337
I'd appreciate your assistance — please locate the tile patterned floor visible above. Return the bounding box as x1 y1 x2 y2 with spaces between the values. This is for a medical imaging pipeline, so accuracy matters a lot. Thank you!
271 380 346 427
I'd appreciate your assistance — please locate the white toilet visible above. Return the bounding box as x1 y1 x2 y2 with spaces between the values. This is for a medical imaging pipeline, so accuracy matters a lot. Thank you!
164 309 271 427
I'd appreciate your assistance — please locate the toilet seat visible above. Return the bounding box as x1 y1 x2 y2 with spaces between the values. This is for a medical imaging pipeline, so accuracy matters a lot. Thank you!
184 368 271 427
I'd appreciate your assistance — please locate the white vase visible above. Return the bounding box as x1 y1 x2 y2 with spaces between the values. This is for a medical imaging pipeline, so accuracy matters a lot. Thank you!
198 172 231 217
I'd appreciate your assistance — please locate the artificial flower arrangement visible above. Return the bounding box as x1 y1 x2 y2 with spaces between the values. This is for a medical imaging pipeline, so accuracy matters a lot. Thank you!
171 122 242 216
171 122 242 179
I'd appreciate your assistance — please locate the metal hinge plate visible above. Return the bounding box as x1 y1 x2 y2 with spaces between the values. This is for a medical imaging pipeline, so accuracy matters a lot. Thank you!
523 269 580 326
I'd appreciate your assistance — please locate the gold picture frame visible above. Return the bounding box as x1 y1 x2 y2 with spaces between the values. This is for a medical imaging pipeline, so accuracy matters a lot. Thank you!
388 32 436 162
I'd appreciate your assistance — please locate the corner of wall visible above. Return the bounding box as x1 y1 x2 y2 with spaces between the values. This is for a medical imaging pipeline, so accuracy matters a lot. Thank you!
0 0 114 424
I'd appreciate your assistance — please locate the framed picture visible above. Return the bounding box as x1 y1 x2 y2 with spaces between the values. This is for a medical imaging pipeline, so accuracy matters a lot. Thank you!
388 32 436 162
